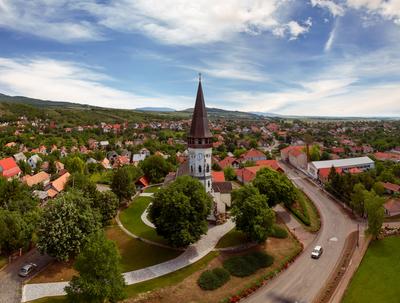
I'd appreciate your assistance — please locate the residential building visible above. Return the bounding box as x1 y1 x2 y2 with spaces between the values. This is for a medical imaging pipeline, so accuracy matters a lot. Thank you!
0 157 22 179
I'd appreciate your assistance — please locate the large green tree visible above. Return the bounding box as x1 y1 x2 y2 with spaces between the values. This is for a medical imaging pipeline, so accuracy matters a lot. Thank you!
66 173 97 200
111 167 136 203
351 183 366 216
65 156 86 174
253 168 297 207
149 176 212 247
37 191 101 261
65 231 126 303
139 155 172 184
92 191 119 226
364 190 385 238
0 177 38 213
231 185 275 243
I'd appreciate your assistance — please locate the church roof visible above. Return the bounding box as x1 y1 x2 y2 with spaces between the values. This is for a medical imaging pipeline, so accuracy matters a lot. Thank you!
189 79 212 138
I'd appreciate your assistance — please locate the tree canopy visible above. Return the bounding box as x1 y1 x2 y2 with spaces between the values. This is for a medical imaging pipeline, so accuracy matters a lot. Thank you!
65 231 126 303
139 155 172 184
253 168 297 207
37 190 101 261
149 176 212 247
231 184 275 243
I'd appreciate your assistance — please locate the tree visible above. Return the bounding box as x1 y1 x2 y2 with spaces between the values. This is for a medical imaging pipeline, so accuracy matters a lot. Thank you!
364 190 385 238
350 183 366 216
149 176 212 247
66 173 97 200
65 231 126 303
0 210 39 254
111 167 136 203
309 145 321 161
253 168 297 207
65 156 86 174
18 160 31 175
37 191 101 261
231 185 275 243
139 155 172 184
0 177 38 213
372 182 385 196
92 191 119 226
223 166 236 181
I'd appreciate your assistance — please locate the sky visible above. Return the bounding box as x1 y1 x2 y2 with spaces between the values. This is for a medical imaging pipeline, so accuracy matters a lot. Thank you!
0 0 399 117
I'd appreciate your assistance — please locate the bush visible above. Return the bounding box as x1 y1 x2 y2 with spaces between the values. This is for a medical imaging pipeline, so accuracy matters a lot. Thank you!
223 251 274 277
197 267 230 290
269 224 288 239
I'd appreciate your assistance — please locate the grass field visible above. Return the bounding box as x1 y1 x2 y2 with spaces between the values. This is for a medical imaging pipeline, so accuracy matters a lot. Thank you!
119 196 170 245
215 228 249 248
143 186 161 193
342 236 400 303
89 170 113 185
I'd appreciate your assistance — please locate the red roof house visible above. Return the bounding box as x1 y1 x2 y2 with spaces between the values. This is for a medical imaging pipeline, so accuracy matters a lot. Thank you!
0 157 21 179
212 171 225 182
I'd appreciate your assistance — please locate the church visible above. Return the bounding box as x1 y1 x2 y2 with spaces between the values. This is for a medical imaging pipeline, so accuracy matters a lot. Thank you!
166 76 232 223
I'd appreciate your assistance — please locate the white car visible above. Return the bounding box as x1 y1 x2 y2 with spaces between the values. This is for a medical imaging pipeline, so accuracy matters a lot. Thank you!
311 245 323 259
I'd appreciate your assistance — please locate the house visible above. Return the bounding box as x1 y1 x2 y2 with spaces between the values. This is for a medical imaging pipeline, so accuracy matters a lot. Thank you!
55 161 65 173
22 171 50 187
384 199 400 217
113 156 130 168
308 157 375 180
136 176 149 190
280 145 308 170
212 171 226 182
318 167 343 184
0 157 21 179
28 155 42 170
13 152 26 163
255 160 283 172
374 152 400 162
382 182 400 195
107 151 118 163
45 172 70 198
139 148 151 157
33 190 48 202
132 154 146 165
101 158 112 169
212 181 233 213
99 141 109 149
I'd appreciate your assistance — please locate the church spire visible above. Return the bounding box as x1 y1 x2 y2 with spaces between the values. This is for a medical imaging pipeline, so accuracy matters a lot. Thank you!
188 75 212 139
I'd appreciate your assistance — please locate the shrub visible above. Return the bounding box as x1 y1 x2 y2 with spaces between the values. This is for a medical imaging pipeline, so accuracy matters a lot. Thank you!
198 267 230 290
269 224 288 239
223 251 274 277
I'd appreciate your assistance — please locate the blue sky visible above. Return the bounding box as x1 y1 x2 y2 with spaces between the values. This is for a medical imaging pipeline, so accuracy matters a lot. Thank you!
0 0 399 116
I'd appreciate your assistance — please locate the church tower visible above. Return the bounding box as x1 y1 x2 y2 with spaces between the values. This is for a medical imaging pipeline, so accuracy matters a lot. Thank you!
188 75 213 193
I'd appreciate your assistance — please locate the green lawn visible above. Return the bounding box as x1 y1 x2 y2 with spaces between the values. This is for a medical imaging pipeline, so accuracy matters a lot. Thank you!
216 228 249 248
119 196 170 245
144 186 161 193
342 236 400 303
105 226 181 272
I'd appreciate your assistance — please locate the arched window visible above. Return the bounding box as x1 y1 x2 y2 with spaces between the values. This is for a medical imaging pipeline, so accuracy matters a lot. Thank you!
198 165 202 173
206 164 210 172
208 181 211 188
190 165 193 173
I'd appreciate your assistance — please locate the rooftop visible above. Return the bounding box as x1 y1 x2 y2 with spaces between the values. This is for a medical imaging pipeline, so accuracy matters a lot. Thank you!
310 156 374 170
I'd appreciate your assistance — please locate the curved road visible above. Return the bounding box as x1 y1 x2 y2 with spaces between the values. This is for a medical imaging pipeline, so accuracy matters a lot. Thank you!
244 162 358 303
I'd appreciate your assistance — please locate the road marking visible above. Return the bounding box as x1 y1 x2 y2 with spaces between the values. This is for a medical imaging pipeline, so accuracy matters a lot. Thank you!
329 237 338 242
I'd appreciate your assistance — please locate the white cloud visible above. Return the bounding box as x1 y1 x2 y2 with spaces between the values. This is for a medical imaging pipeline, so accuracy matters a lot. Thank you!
0 1 103 42
0 57 190 109
346 0 400 24
324 21 337 51
311 0 345 16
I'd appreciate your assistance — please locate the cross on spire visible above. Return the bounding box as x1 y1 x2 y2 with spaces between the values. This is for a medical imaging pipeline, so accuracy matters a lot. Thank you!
198 72 202 82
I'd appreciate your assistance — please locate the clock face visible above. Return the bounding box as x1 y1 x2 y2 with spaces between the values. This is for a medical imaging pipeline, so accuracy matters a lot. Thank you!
197 153 203 160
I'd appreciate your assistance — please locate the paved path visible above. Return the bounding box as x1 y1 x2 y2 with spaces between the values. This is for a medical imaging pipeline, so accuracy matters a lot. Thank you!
0 249 52 303
141 204 155 228
139 192 154 197
274 204 315 247
21 219 234 302
243 162 358 303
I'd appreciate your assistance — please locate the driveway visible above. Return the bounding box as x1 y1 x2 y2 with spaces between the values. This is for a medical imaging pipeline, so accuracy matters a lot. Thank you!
0 249 52 303
243 162 358 303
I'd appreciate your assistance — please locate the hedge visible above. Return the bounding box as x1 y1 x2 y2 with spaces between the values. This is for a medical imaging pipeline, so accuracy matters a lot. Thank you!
223 251 274 277
198 267 230 290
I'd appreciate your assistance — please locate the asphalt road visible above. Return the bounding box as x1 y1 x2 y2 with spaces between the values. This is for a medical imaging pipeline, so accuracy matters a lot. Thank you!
0 249 52 303
244 162 358 303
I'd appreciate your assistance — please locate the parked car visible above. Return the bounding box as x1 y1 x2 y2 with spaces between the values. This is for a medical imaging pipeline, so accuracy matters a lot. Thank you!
18 263 37 277
311 245 323 259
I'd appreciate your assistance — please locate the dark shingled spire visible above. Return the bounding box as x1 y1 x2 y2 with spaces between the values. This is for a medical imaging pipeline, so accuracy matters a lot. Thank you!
188 76 212 139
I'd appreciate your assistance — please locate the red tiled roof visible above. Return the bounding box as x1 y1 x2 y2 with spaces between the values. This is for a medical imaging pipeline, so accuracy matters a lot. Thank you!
241 148 265 159
281 145 305 155
23 171 50 187
382 182 400 193
318 167 343 178
384 199 400 213
137 176 149 187
255 160 283 172
348 167 362 174
51 172 70 193
219 156 237 169
0 157 21 178
212 171 225 182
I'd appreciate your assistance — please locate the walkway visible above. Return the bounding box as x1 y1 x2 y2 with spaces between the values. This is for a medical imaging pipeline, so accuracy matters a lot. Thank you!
21 219 234 302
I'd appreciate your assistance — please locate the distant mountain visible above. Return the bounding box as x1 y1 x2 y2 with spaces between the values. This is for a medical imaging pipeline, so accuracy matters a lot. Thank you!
135 107 176 112
249 111 283 117
0 93 91 109
182 107 262 120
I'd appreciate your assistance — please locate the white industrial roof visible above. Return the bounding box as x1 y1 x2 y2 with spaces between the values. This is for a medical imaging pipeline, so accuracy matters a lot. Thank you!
310 156 374 170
